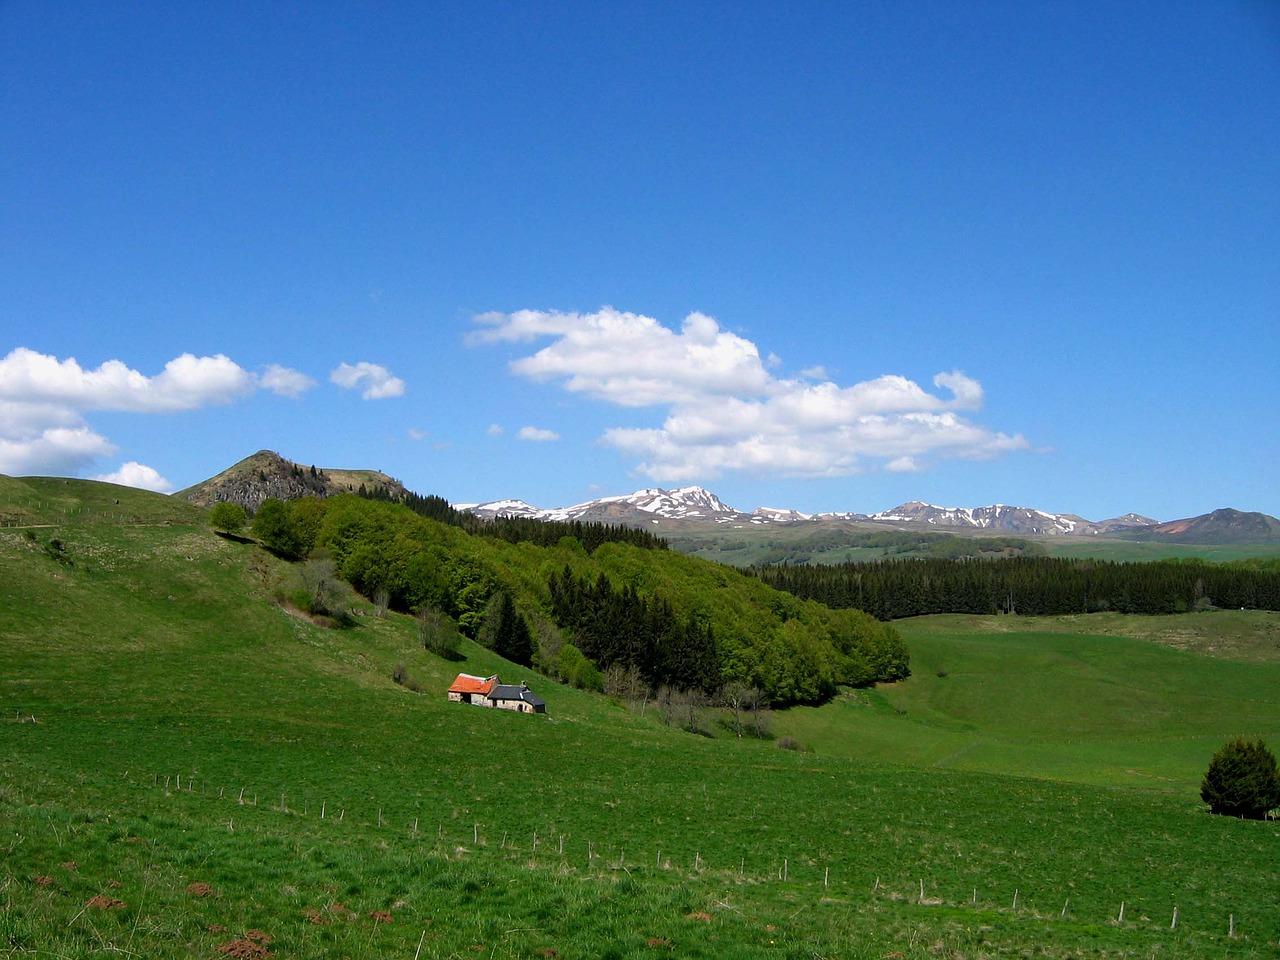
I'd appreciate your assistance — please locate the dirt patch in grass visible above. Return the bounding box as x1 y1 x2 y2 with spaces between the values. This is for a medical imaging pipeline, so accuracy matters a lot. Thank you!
86 895 126 909
187 881 216 897
31 875 54 887
216 940 272 959
369 910 393 923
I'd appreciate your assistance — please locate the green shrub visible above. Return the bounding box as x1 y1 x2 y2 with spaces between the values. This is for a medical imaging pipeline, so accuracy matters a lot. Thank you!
419 606 463 660
290 588 314 613
555 643 603 692
391 662 423 693
1200 736 1280 819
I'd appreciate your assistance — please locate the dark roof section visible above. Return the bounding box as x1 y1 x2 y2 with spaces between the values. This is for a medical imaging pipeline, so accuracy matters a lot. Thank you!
489 684 545 708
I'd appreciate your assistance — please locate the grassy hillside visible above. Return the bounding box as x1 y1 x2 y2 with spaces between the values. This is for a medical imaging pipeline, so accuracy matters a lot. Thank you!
775 612 1280 788
2 480 1279 958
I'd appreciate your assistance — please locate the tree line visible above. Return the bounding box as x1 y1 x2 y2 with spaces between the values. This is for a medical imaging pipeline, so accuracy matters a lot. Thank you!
356 485 668 553
749 555 1280 619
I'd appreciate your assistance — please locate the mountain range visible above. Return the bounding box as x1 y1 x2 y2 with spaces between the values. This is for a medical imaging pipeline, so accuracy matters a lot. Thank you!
181 450 1280 544
458 487 1280 543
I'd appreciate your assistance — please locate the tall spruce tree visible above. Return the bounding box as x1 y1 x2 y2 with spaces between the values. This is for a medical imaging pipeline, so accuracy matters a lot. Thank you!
488 591 534 667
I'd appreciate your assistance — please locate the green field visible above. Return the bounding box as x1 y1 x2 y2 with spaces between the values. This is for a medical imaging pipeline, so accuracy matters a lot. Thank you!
661 519 1280 566
1045 541 1280 562
775 612 1280 788
2 478 1279 958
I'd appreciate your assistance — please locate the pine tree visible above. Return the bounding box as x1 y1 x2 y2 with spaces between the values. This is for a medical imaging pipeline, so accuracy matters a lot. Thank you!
486 591 534 667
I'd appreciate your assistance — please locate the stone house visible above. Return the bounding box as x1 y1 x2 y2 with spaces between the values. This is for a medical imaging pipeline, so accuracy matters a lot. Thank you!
446 674 546 714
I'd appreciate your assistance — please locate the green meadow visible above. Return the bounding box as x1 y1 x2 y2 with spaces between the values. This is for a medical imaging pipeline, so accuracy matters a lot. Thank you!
776 613 1280 789
2 478 1278 958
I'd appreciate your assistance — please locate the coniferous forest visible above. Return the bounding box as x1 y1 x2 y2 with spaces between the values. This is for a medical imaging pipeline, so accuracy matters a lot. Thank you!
548 566 721 693
750 556 1280 619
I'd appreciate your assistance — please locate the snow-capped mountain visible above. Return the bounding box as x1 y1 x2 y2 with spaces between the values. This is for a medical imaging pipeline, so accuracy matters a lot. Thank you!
865 501 1087 535
452 497 543 518
462 486 744 523
457 486 1161 536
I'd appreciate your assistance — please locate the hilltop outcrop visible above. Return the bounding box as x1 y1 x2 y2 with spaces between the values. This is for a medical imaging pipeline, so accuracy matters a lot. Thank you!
178 450 406 514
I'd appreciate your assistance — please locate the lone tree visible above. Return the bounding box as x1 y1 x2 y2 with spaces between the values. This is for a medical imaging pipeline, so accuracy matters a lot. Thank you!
1200 736 1280 819
209 501 247 535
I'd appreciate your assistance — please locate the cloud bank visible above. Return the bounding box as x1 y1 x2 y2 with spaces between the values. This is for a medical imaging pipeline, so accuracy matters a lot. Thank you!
472 307 1029 482
0 348 313 484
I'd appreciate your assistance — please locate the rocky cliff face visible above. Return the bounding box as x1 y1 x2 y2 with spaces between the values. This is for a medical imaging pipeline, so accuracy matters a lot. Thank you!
179 450 406 514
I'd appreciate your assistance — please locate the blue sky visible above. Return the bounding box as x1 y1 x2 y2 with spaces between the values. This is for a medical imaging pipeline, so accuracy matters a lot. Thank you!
2 1 1277 521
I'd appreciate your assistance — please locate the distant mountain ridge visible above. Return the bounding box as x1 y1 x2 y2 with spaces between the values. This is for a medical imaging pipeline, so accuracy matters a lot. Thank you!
177 453 1279 544
459 486 1279 543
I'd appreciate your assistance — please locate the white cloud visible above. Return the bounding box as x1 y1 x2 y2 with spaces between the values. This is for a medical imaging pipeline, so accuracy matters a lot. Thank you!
260 364 316 398
330 362 406 400
407 427 429 441
0 425 116 477
0 347 256 412
93 461 174 493
885 456 923 473
473 307 1030 482
472 307 771 407
486 424 504 436
518 426 561 442
0 347 315 479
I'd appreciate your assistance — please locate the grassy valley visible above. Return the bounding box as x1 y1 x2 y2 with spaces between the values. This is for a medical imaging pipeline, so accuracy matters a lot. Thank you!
661 520 1280 567
2 478 1279 958
776 612 1280 787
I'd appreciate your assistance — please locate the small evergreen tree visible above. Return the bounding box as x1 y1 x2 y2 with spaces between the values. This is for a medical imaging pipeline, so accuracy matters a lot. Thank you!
1200 736 1280 819
478 591 534 667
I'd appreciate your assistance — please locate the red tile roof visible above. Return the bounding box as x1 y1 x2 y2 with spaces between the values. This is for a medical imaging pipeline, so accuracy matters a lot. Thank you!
448 674 496 696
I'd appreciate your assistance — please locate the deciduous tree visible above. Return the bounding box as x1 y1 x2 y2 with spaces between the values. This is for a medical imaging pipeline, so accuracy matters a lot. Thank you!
210 501 247 535
252 498 302 558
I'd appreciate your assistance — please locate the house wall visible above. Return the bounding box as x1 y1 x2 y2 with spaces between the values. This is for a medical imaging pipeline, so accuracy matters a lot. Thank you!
450 690 541 713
